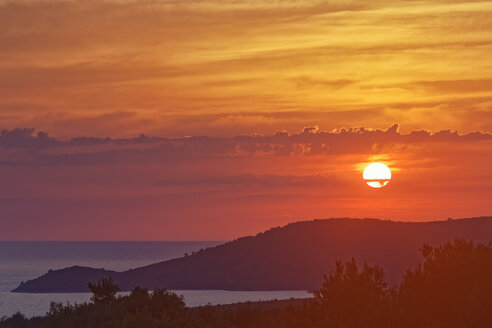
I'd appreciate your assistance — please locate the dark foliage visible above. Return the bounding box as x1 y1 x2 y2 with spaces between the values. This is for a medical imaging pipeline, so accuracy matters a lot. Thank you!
397 240 492 328
1 239 491 328
314 259 391 327
88 278 119 304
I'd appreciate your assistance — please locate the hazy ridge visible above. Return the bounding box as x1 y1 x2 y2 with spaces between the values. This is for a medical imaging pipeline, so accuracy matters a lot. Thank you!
13 217 492 293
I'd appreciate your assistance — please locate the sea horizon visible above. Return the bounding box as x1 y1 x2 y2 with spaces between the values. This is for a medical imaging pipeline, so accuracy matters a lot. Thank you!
0 241 311 317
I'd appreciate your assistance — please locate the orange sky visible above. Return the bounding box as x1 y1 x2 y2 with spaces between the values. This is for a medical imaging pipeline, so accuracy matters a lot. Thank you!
0 125 490 240
0 0 491 240
1 0 492 136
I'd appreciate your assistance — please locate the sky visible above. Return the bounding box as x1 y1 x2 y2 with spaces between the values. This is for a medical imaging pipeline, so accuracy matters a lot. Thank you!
0 0 491 240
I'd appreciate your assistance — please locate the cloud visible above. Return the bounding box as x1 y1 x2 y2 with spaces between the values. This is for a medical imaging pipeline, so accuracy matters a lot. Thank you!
0 0 491 137
156 173 341 188
0 161 18 166
1 0 491 239
0 128 60 149
1 124 490 165
0 124 490 240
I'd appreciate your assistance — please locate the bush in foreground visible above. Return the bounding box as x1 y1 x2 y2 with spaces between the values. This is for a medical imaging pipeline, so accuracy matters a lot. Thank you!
1 239 491 328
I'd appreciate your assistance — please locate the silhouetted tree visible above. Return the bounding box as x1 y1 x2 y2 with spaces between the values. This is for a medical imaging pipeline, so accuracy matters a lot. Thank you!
314 259 391 327
397 239 492 328
2 240 492 328
149 289 186 318
0 313 29 328
88 278 120 304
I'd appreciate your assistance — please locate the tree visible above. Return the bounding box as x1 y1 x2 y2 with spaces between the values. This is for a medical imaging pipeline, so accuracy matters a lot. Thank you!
0 313 29 328
397 239 492 328
149 289 186 317
88 277 120 304
314 259 391 327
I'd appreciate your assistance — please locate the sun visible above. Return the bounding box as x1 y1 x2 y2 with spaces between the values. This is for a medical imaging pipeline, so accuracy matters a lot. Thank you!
363 162 391 188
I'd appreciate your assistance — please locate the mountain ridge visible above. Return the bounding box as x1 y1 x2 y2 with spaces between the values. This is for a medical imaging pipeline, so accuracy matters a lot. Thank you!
12 217 492 293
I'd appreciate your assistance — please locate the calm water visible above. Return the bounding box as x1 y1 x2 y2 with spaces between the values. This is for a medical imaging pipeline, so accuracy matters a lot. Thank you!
0 242 311 317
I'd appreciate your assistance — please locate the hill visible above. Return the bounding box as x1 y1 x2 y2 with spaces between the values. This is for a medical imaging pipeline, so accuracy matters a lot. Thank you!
12 217 492 293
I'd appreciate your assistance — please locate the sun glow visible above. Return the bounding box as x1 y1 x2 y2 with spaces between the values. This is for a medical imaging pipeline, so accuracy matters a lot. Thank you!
363 162 392 188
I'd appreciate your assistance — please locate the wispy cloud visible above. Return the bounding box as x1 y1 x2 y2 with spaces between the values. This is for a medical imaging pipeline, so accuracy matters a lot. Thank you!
0 125 490 240
0 0 491 137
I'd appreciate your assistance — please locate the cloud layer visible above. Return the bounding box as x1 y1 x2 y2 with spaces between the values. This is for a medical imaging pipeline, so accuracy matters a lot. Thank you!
0 0 491 137
1 0 491 239
0 125 490 240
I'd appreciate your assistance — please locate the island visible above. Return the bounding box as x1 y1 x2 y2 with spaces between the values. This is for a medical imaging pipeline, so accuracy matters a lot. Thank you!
13 217 492 293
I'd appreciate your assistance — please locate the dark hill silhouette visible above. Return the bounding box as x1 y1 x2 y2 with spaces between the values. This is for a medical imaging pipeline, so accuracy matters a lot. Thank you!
12 217 492 293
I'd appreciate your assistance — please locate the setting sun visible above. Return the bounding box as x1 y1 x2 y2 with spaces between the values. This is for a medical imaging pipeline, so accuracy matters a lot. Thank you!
0 0 491 324
363 163 392 188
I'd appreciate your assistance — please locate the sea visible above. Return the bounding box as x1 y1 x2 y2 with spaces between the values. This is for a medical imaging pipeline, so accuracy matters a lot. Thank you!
0 241 311 317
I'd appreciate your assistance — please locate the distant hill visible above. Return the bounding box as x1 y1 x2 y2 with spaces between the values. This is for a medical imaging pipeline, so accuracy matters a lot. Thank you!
12 217 492 293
